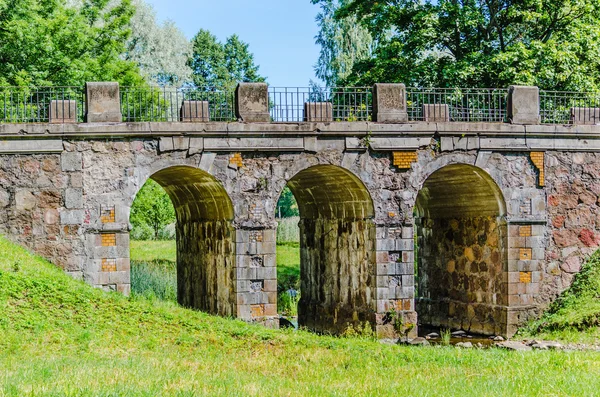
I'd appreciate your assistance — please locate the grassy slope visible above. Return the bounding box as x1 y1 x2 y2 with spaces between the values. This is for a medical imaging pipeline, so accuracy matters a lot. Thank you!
521 250 600 343
2 237 600 396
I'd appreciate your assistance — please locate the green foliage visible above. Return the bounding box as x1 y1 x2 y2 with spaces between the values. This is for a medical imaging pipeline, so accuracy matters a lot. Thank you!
311 0 374 87
276 217 300 244
189 29 265 90
276 186 299 218
336 0 600 90
131 179 175 240
2 236 600 395
0 0 145 86
278 290 299 317
521 250 600 342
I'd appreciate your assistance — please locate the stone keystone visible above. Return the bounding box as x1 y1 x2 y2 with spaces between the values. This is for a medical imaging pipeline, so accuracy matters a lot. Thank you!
235 83 270 122
85 82 123 123
508 86 540 125
373 83 408 123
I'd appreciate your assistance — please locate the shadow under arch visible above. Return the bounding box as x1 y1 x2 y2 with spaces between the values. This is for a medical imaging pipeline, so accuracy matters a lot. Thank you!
286 164 376 334
414 164 509 335
148 165 236 317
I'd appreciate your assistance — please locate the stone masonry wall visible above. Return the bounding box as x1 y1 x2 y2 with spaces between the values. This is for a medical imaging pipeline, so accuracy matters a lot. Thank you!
0 132 585 337
417 216 508 335
544 152 600 302
176 220 236 316
299 218 376 334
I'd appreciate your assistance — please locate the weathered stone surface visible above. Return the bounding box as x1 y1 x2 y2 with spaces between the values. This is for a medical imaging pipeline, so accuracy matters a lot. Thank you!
85 82 122 123
49 100 77 124
304 102 333 122
422 104 449 122
235 83 269 122
571 107 600 125
65 188 83 209
508 86 540 125
61 152 82 171
180 101 210 122
0 140 63 154
0 121 595 339
373 83 408 123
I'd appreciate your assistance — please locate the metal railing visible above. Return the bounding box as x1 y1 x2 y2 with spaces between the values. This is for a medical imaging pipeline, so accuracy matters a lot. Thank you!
268 87 372 122
0 86 84 123
406 88 508 122
540 91 600 124
120 86 236 122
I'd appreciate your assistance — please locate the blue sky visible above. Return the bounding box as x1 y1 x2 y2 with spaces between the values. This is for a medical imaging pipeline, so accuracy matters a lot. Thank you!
145 0 322 88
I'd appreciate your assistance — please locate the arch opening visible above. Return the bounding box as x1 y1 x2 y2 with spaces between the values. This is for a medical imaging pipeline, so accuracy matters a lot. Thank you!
414 164 508 335
284 165 376 334
131 165 236 317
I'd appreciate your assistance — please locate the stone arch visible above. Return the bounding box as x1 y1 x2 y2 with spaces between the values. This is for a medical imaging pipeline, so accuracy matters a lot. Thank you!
135 165 236 317
285 164 376 334
414 163 508 335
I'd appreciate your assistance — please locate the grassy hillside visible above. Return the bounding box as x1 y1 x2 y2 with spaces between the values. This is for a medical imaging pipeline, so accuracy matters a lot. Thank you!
1 236 600 396
521 251 600 343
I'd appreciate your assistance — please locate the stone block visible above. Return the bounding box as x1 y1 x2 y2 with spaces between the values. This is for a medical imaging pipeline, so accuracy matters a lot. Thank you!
60 209 84 225
571 107 600 125
377 238 396 251
304 102 333 122
188 137 204 155
180 100 210 122
235 83 269 122
15 190 36 211
422 104 449 122
65 188 83 209
173 137 189 151
61 152 82 172
508 86 540 124
85 82 122 123
396 239 414 251
0 140 63 154
304 136 318 152
372 83 408 123
49 100 77 123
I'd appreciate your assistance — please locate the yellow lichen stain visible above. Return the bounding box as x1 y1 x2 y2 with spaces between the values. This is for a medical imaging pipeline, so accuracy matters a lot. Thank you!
464 247 475 262
447 260 456 273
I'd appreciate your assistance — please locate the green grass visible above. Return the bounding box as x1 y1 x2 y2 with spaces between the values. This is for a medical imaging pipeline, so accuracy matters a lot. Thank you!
3 236 600 395
130 240 177 301
130 240 176 263
520 250 600 344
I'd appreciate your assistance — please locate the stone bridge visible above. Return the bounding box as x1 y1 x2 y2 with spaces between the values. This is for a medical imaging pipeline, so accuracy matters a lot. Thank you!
1 82 599 337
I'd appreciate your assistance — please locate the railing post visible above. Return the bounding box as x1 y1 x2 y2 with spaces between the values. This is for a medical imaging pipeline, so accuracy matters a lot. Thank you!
304 102 333 122
372 83 408 123
235 83 270 122
49 100 77 124
507 85 540 124
85 82 122 123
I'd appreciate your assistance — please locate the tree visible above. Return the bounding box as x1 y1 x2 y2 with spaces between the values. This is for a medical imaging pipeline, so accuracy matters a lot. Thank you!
131 180 176 240
276 187 299 218
311 0 374 87
124 0 192 85
336 0 600 91
189 30 265 89
0 0 144 87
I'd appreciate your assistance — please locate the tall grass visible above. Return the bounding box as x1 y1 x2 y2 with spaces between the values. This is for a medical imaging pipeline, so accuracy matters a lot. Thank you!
131 259 177 301
276 217 300 243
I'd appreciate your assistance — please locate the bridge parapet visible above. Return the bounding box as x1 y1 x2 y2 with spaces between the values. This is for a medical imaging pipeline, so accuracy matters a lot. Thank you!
3 80 600 126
